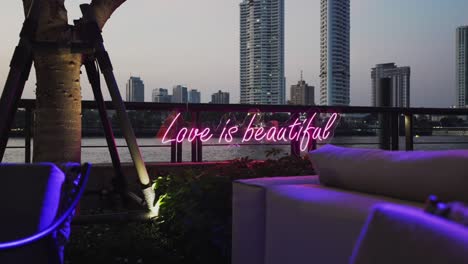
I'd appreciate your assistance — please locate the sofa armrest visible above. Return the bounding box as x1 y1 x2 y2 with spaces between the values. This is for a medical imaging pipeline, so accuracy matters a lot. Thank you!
350 204 468 264
232 176 319 264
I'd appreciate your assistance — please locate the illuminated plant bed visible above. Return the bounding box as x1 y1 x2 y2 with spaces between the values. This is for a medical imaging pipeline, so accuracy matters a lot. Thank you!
66 151 314 264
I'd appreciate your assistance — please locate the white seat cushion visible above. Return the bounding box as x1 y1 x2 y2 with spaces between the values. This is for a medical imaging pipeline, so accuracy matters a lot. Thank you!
351 204 468 264
264 184 422 264
309 145 468 203
232 176 320 264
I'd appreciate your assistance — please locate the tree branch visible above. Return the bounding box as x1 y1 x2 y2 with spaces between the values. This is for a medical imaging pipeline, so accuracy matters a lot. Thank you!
90 0 127 30
22 0 69 41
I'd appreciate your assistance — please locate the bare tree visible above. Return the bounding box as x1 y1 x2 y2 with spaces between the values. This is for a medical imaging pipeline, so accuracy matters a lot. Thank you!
21 0 126 163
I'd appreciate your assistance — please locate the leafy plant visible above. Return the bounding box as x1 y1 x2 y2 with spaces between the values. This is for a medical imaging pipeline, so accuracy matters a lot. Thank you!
152 151 314 264
67 152 315 264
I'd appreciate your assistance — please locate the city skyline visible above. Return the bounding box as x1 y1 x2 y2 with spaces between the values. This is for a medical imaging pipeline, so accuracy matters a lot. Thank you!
456 26 468 108
240 0 286 105
371 63 411 108
211 90 230 104
126 77 145 102
0 1 467 107
290 72 315 105
320 0 351 106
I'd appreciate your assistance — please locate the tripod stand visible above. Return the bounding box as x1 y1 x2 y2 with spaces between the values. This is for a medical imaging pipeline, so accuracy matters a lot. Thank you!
0 1 157 215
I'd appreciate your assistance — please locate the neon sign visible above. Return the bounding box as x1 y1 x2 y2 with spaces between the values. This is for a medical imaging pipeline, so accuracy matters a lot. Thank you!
161 112 340 152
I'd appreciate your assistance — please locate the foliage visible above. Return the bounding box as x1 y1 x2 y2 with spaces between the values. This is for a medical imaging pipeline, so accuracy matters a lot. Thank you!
66 222 180 264
152 149 314 264
67 149 314 264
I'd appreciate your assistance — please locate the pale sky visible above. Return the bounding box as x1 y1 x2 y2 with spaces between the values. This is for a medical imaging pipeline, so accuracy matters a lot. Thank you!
0 0 467 107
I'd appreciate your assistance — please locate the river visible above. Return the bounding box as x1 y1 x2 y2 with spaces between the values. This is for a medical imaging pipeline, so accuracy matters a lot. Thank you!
3 135 468 163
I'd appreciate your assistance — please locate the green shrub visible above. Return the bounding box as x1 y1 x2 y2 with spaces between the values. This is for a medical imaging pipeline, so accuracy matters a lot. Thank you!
67 150 314 264
153 151 314 263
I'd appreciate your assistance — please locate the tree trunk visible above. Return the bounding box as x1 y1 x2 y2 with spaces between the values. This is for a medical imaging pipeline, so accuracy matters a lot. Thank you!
33 49 82 163
23 0 125 164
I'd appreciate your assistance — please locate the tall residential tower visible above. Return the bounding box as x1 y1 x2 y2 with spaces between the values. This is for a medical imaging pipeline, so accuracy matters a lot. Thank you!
152 88 172 103
320 0 350 106
211 90 230 104
457 26 468 108
172 85 188 103
240 0 285 105
371 63 411 108
188 89 201 104
126 76 144 102
290 72 315 105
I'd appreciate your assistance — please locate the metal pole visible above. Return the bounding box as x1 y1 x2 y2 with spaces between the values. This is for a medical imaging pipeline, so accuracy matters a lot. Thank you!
196 112 203 162
405 114 414 151
307 111 318 152
391 113 399 151
290 112 300 157
79 4 155 215
191 112 197 162
171 140 177 163
377 78 392 150
84 59 128 200
0 0 40 162
24 107 32 163
176 115 183 163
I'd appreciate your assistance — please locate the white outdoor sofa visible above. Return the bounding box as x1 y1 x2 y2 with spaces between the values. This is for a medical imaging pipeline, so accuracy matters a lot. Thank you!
232 145 468 264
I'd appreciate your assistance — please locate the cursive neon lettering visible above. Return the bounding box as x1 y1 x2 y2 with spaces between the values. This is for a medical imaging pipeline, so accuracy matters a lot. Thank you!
160 112 340 151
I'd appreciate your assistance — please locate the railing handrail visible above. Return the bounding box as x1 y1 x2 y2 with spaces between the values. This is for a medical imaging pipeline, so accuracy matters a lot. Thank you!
5 99 468 164
17 99 468 115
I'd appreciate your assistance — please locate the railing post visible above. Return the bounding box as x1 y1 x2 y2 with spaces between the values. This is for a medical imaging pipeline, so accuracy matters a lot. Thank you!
191 112 197 162
377 78 392 150
196 112 202 162
176 113 183 163
391 113 399 151
290 112 301 157
307 111 318 152
405 113 414 151
24 107 32 163
170 140 176 163
170 114 177 163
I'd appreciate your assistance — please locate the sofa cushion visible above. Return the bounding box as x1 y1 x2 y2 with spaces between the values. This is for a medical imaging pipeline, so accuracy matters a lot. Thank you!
350 204 468 264
309 144 468 203
232 176 320 264
264 184 422 264
0 163 65 263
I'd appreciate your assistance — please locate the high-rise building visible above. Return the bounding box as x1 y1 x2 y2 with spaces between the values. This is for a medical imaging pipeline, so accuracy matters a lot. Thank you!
240 0 285 105
290 73 315 105
152 88 172 103
211 90 230 104
320 0 350 106
456 26 468 108
188 89 201 104
126 76 144 102
172 85 188 103
371 63 411 107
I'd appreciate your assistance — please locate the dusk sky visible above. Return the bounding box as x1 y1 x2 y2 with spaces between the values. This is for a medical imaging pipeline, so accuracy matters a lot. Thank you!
0 0 467 107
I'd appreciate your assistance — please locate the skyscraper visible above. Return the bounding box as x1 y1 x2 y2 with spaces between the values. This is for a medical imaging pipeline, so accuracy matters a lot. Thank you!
126 76 144 102
290 73 315 105
456 26 468 108
172 85 188 103
211 90 230 104
152 88 172 103
371 63 411 107
240 0 285 105
320 0 350 106
188 89 201 104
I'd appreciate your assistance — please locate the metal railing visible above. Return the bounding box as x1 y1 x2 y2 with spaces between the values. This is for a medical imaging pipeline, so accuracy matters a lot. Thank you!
5 99 468 163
